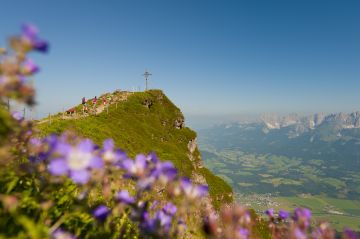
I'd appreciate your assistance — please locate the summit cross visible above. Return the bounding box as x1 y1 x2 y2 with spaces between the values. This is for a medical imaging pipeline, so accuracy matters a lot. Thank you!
143 70 152 91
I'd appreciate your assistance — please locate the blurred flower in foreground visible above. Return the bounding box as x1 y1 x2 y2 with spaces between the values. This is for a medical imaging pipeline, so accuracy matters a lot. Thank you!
11 111 24 121
0 24 48 105
265 208 274 218
116 190 135 204
278 209 290 220
52 229 76 239
343 228 359 239
47 138 103 184
93 205 110 222
22 59 39 75
21 23 49 53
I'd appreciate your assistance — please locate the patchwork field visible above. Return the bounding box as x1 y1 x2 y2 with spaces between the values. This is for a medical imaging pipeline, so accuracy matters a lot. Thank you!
199 145 360 231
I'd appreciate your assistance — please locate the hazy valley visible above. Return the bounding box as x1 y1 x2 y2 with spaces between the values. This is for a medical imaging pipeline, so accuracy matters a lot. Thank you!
198 112 360 230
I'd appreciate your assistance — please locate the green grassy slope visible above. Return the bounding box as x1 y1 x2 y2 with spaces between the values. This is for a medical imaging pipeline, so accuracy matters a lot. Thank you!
36 89 232 208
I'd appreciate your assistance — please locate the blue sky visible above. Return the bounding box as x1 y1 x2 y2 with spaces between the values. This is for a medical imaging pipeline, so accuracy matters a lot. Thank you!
1 0 360 125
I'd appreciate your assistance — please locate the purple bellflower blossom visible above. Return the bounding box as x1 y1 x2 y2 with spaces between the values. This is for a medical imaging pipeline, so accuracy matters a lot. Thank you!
293 207 312 229
154 161 178 183
278 209 290 220
140 206 176 236
93 205 110 222
180 177 209 200
47 138 103 184
116 190 135 204
21 23 49 53
22 59 39 75
162 202 177 216
102 139 126 163
122 154 147 178
265 208 274 218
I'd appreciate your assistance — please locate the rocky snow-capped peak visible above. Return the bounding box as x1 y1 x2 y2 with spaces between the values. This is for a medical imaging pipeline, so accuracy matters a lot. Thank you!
261 111 360 134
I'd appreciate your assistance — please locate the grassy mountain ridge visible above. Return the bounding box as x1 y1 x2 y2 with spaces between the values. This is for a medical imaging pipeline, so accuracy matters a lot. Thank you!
36 89 232 208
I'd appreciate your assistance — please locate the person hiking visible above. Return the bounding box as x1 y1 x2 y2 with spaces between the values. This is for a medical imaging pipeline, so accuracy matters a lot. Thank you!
82 97 86 105
93 96 97 105
103 97 107 106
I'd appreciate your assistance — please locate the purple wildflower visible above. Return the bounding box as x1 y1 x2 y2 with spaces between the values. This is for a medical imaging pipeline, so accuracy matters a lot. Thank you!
48 158 68 176
180 177 209 199
147 152 159 164
154 210 172 229
103 138 114 151
343 228 359 239
140 218 156 235
89 156 104 169
45 137 105 184
21 23 49 53
116 190 135 204
156 161 178 182
162 203 177 216
22 59 39 75
238 228 249 239
93 205 110 222
102 139 124 163
65 140 100 169
34 39 49 52
29 137 42 147
45 134 61 151
11 111 24 121
122 154 147 177
293 208 312 228
53 141 71 155
22 24 38 38
278 209 290 220
52 229 76 239
137 177 156 190
197 185 209 197
70 170 90 185
265 208 274 217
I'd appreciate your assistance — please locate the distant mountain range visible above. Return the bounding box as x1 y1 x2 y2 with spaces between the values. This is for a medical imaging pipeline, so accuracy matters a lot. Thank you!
213 112 360 143
261 112 360 138
197 111 360 199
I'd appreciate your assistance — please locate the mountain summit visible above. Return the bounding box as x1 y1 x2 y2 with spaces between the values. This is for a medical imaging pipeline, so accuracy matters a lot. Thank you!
37 89 233 208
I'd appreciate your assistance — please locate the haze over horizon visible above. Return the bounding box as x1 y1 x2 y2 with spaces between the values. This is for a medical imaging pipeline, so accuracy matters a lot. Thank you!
1 0 359 123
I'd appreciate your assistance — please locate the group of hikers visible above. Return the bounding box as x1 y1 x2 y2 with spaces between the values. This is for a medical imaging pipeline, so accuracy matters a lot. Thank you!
82 96 110 113
82 96 108 107
66 95 111 116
